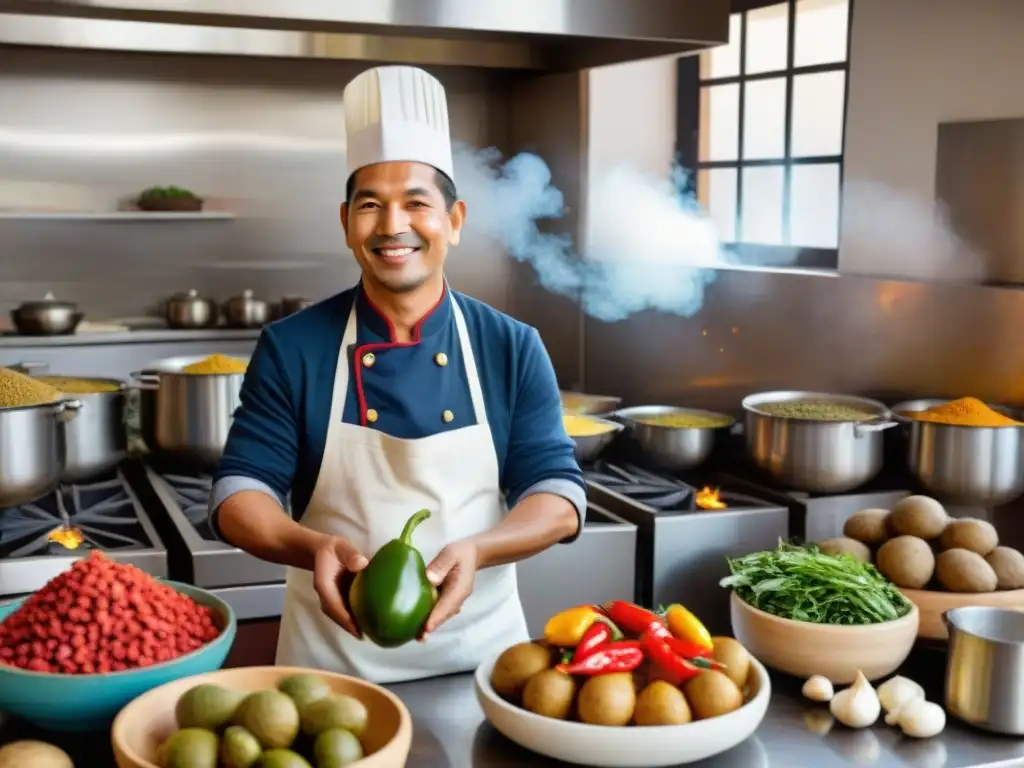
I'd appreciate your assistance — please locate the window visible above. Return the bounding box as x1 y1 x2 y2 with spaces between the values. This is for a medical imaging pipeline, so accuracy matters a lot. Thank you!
678 0 852 268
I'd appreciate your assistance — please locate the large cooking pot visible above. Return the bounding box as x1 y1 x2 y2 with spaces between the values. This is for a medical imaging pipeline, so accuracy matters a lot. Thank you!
11 363 128 483
892 399 1024 506
0 398 82 507
613 404 734 472
742 390 898 493
132 355 247 469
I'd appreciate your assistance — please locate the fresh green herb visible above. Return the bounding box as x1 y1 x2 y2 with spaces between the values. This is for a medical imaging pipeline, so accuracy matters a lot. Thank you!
720 542 913 625
138 185 198 200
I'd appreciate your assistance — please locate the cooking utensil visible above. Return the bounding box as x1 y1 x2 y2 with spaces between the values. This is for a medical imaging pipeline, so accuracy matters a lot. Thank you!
900 585 1024 641
223 289 270 329
277 295 313 319
132 355 247 468
9 362 127 482
569 417 623 463
0 398 82 507
892 398 1024 506
10 292 83 336
560 390 622 415
613 404 734 472
742 391 897 493
164 289 217 329
0 583 234 732
945 606 1024 735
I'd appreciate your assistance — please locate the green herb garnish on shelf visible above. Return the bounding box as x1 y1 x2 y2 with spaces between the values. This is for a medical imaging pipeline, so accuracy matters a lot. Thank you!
138 185 199 200
720 541 913 625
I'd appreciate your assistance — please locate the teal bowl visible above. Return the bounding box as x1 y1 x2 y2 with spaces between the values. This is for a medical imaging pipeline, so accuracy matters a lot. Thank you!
0 581 236 731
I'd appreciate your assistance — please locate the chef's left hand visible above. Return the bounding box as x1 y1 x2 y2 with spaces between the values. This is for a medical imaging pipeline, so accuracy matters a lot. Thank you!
420 539 480 641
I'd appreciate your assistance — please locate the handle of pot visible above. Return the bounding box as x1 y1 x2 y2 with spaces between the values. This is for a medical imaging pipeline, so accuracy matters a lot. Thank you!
9 361 50 374
54 399 82 422
128 370 160 390
854 417 899 435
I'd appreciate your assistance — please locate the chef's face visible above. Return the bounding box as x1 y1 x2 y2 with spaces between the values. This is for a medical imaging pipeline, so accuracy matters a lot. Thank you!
341 162 465 295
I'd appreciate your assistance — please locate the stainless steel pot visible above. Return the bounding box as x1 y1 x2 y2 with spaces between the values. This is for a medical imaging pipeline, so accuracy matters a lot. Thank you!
277 295 313 319
10 292 83 336
945 606 1024 735
223 289 270 329
569 417 624 463
165 289 217 329
10 362 127 482
893 399 1024 506
133 355 247 468
0 398 82 507
742 391 897 493
613 405 734 472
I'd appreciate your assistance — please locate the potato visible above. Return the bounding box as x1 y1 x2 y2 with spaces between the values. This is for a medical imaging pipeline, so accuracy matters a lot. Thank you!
889 496 948 540
490 643 552 702
939 519 999 555
986 546 1024 589
634 681 692 726
683 670 743 720
522 668 576 720
936 548 998 593
710 636 751 689
577 673 636 727
843 509 891 545
818 537 872 563
876 535 935 589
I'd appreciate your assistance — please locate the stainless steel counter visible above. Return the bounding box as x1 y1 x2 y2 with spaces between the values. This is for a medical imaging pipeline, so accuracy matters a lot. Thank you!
389 652 1024 768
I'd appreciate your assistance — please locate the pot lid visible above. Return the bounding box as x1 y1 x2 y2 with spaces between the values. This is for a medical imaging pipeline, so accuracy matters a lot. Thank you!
168 289 209 303
226 289 266 305
16 292 78 311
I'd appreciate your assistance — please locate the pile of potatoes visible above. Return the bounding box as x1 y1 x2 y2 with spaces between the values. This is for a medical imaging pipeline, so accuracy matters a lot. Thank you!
818 495 1024 593
489 637 755 728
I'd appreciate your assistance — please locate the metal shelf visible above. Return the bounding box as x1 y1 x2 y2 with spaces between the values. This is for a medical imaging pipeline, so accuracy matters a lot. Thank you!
0 211 235 221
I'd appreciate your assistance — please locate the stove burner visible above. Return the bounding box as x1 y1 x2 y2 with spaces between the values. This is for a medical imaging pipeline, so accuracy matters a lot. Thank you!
160 473 213 526
584 461 693 512
0 474 149 558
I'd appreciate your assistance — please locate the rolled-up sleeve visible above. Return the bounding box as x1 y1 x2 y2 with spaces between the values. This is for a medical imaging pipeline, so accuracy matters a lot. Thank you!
504 328 586 542
210 327 299 517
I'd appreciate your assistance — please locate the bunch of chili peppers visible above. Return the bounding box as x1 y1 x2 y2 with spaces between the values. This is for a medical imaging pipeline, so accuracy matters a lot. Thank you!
544 600 726 683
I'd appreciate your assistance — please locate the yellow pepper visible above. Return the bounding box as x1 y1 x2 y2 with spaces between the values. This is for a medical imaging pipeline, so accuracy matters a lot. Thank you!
664 604 713 651
543 605 602 646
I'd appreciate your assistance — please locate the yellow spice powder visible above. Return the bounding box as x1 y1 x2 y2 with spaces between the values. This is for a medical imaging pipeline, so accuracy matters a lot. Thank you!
912 396 1022 427
0 368 64 408
181 354 249 375
563 412 618 437
35 376 121 394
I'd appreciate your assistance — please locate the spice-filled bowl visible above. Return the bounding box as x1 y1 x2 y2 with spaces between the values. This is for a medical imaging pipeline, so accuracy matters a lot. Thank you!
0 572 236 731
560 391 623 416
613 405 734 472
722 544 919 684
563 412 624 463
893 398 1024 506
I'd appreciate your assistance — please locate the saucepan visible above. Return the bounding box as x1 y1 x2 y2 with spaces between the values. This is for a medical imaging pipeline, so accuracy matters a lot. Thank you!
131 355 248 469
611 404 735 472
892 399 1024 506
945 606 1024 735
742 390 898 493
0 397 82 507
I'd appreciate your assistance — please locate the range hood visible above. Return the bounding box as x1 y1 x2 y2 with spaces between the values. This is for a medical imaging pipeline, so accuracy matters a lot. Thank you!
0 0 730 70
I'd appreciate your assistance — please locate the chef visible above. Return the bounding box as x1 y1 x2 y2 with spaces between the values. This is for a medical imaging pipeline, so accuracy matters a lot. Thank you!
210 65 585 684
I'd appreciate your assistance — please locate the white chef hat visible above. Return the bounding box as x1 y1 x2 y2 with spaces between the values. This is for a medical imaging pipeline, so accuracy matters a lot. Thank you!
343 66 455 184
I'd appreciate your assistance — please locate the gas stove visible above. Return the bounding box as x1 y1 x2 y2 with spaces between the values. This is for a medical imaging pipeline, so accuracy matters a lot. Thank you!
132 460 285 619
0 470 166 597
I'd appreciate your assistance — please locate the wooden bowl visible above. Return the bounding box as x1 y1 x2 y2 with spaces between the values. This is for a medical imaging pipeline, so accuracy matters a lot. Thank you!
899 586 1024 640
111 666 412 768
729 592 920 684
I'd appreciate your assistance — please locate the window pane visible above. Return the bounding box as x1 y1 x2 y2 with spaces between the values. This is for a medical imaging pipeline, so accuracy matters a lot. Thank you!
699 84 740 162
701 14 743 79
743 78 787 160
740 166 784 244
745 3 789 75
791 71 846 157
698 168 738 242
790 163 841 247
795 0 850 67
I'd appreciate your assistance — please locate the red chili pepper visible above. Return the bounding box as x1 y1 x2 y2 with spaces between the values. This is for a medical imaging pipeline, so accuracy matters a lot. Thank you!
556 640 644 676
664 635 712 660
603 601 671 639
641 630 702 683
573 618 621 661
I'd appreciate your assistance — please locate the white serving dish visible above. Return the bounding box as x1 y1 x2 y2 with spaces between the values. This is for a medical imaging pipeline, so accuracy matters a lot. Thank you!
474 649 771 767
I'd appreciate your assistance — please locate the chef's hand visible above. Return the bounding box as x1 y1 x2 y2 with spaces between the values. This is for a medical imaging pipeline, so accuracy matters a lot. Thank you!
420 539 480 641
313 535 369 639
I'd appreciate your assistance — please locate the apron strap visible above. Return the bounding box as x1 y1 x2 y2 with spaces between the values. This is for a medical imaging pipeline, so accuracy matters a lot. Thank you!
450 296 488 427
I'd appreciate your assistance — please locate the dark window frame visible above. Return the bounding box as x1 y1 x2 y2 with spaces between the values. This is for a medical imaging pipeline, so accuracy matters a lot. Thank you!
676 0 855 270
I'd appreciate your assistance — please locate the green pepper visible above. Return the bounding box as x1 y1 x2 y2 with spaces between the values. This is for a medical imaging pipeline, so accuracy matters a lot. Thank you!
347 509 438 648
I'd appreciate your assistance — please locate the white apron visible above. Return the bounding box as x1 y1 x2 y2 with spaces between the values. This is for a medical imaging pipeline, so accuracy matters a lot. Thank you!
275 296 529 683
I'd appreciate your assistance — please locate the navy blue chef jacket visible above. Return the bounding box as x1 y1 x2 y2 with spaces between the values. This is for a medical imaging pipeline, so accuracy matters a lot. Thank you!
210 284 587 537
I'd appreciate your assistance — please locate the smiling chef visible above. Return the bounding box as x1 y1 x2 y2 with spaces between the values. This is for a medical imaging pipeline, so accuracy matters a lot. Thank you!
210 65 585 683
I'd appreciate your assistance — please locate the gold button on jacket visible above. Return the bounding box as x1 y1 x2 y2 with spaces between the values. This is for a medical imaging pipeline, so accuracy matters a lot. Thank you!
366 408 379 423
442 409 454 423
434 352 448 367
362 352 376 368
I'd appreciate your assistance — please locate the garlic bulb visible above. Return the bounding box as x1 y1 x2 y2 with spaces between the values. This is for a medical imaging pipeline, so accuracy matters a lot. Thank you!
829 670 881 728
877 675 925 714
887 698 946 738
802 675 835 702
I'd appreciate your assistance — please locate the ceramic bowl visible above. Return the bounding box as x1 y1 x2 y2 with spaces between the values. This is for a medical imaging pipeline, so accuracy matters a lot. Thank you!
474 648 771 767
0 581 235 731
899 586 1024 640
111 665 412 768
729 591 919 684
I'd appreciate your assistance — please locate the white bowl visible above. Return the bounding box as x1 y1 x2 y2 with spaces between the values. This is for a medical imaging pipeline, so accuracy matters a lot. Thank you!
474 649 771 767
